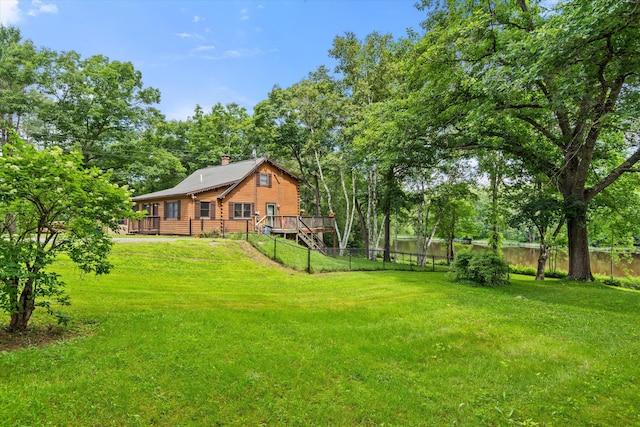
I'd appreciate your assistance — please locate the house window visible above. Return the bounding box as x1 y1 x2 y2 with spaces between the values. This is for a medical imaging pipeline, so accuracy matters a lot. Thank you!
233 202 253 219
200 201 210 218
164 201 180 219
142 203 158 216
257 173 272 187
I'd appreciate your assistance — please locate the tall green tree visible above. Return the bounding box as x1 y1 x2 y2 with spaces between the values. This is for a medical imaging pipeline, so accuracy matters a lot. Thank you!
0 25 41 147
508 175 565 280
412 0 640 280
0 137 137 331
254 68 343 217
36 51 161 168
330 31 411 260
183 103 254 173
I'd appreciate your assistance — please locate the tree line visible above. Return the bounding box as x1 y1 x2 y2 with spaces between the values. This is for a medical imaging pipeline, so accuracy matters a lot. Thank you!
2 0 639 282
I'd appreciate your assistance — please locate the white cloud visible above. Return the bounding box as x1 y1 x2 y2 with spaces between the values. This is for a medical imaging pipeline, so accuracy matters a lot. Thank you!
193 15 201 23
0 0 21 24
200 48 276 61
223 50 241 58
27 0 58 17
195 45 215 51
175 32 205 40
240 7 249 20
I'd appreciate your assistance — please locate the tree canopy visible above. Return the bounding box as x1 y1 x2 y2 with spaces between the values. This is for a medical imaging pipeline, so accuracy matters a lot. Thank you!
408 0 640 279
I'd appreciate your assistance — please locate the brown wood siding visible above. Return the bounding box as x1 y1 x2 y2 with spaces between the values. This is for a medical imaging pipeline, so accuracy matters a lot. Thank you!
220 163 300 224
129 162 300 236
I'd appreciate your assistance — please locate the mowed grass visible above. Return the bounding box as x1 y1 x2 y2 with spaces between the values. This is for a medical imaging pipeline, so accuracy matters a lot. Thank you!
249 234 449 273
1 239 639 426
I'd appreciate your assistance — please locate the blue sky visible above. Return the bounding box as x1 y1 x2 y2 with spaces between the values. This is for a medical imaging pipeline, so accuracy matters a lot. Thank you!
1 0 425 120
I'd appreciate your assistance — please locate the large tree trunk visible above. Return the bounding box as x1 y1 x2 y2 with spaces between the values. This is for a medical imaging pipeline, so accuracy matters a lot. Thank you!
566 204 594 281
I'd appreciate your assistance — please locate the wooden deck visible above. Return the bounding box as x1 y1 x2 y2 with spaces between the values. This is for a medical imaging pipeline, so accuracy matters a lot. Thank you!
257 215 336 253
128 216 160 234
258 215 335 234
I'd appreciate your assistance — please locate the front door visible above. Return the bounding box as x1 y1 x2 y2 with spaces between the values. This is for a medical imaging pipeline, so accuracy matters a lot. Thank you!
266 203 276 227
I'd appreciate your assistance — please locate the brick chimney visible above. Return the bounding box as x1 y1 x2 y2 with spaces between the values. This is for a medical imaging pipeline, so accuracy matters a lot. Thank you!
221 155 230 165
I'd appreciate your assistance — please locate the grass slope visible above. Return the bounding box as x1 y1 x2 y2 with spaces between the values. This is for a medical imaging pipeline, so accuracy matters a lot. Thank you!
1 239 639 426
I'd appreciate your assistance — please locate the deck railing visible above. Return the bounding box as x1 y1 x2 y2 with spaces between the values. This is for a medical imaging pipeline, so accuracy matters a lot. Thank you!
256 215 336 233
129 216 160 234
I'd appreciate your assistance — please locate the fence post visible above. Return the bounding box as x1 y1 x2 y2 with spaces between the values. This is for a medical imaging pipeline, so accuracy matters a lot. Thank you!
273 237 277 261
307 247 311 274
432 255 435 272
189 218 192 236
349 249 352 271
409 253 412 271
246 220 249 241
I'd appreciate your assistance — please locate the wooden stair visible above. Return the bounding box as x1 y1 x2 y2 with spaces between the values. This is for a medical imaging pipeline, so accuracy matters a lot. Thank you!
297 218 327 255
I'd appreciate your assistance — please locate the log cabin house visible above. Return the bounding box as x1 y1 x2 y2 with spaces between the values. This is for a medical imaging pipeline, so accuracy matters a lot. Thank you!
128 156 335 251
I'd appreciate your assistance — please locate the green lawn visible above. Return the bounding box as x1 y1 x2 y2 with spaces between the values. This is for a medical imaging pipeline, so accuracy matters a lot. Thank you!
1 239 639 426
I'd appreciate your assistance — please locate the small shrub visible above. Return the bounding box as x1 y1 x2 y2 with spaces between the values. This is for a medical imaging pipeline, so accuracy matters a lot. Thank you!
228 231 246 240
602 278 621 287
453 252 510 287
508 264 567 279
598 276 640 290
198 228 221 238
509 264 537 276
545 270 567 279
453 252 474 282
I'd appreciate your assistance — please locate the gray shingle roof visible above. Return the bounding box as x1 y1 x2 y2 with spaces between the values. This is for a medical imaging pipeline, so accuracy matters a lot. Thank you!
132 158 266 201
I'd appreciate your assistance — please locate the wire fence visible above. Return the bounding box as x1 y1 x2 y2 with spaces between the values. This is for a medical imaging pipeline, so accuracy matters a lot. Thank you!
249 234 453 274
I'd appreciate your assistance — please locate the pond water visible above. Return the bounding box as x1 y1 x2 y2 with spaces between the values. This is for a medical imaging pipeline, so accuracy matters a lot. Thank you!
394 239 640 278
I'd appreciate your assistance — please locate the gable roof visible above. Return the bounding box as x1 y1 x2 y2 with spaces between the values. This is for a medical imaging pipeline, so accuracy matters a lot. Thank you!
132 158 297 201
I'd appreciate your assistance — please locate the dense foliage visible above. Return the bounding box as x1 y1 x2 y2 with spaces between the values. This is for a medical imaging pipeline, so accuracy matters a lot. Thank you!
453 252 511 287
0 138 136 330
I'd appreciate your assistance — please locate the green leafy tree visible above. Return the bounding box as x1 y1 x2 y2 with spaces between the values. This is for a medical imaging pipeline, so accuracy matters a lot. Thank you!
508 177 565 280
254 68 343 217
435 182 478 262
588 171 640 278
331 32 413 260
0 137 137 331
410 164 471 266
412 0 640 280
36 51 161 168
0 25 42 147
183 103 254 174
